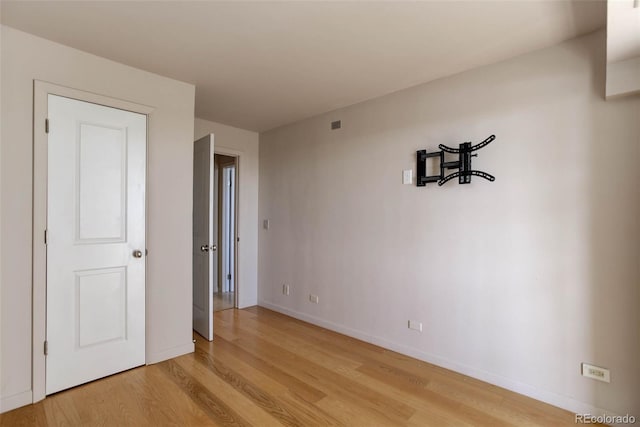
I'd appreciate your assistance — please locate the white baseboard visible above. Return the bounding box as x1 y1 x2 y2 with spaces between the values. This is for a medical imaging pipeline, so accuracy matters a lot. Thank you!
0 390 33 414
237 301 258 310
258 300 624 422
146 341 194 364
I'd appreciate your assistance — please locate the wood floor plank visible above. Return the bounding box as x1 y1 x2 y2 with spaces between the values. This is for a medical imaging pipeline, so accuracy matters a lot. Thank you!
238 315 363 371
247 307 447 380
193 342 342 426
130 365 214 426
503 396 581 426
158 359 250 426
232 334 417 424
317 395 413 427
45 390 85 426
0 306 597 426
425 378 540 426
313 395 397 426
357 360 510 427
276 392 343 427
69 375 130 426
0 402 47 427
408 408 475 427
205 335 327 404
173 355 282 427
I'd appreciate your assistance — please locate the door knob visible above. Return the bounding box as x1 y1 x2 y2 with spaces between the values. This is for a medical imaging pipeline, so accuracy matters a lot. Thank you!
200 245 209 252
211 245 217 251
133 250 143 258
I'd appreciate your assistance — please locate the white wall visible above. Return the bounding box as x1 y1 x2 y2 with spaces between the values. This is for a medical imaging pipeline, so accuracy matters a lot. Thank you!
606 56 640 98
195 118 259 309
259 30 640 418
606 0 640 98
0 26 195 411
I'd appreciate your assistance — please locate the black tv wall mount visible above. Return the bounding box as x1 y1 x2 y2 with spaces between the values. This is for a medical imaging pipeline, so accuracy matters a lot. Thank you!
417 134 496 186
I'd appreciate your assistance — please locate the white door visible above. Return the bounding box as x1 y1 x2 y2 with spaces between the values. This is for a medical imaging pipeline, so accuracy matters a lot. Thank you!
46 95 146 395
193 134 217 340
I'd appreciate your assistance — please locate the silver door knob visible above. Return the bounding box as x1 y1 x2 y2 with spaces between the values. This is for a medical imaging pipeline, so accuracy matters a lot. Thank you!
211 245 217 251
133 250 143 258
200 245 209 252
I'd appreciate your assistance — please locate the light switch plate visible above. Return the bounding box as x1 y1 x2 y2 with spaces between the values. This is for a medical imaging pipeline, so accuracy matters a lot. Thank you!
403 169 413 185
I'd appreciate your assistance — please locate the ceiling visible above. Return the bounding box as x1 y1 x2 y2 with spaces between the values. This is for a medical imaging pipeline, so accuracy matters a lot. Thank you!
1 1 606 132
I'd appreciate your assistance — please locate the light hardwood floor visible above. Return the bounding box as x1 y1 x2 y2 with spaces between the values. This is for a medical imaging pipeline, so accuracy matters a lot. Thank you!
213 291 235 312
1 307 591 426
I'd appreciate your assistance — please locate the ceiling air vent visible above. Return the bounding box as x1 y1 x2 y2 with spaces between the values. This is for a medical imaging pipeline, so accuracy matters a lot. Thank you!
331 120 341 130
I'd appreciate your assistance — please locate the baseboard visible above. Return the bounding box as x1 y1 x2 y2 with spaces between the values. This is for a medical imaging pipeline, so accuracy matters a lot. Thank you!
237 302 258 310
146 341 194 364
259 300 625 423
0 390 33 414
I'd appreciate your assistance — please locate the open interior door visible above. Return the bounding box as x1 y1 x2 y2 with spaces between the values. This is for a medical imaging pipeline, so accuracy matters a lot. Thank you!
192 134 217 340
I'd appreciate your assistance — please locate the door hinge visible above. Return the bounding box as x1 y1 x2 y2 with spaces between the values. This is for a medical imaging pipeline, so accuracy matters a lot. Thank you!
44 229 48 245
45 118 49 134
44 340 48 356
227 274 231 281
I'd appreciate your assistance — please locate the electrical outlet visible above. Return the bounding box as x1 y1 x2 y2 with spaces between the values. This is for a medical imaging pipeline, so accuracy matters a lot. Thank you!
408 320 423 332
309 294 319 304
581 363 610 383
282 284 290 295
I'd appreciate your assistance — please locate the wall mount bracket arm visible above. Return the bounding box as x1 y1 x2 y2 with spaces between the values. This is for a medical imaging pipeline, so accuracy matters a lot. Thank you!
417 134 496 186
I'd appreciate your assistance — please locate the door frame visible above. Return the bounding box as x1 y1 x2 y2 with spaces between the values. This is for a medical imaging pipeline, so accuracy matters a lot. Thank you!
32 80 154 403
213 146 241 309
220 162 235 294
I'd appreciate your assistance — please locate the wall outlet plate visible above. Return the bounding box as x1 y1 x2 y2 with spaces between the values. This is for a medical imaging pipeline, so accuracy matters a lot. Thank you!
408 320 422 332
282 284 290 295
581 363 610 383
309 294 319 304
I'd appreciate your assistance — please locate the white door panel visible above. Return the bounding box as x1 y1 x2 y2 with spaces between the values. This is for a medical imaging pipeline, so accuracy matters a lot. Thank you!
46 95 146 395
193 134 216 340
77 123 126 240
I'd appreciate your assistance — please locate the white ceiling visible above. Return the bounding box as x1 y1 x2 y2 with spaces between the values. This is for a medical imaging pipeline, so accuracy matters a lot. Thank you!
1 1 605 132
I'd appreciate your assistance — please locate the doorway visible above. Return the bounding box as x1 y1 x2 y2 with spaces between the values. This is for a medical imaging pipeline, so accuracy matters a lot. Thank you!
215 154 237 312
